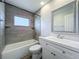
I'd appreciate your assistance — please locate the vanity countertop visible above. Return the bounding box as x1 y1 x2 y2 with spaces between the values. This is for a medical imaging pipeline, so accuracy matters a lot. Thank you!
39 36 79 53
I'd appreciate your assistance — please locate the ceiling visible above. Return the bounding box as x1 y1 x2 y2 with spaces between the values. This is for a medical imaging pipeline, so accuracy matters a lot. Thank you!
5 0 50 13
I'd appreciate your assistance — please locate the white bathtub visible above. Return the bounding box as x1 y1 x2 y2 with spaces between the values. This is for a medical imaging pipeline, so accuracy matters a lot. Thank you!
2 39 38 59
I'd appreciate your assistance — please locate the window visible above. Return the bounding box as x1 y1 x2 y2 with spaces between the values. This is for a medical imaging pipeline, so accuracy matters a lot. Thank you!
14 16 29 26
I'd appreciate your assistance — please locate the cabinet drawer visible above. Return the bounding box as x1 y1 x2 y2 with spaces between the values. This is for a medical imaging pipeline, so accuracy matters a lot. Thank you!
45 41 79 59
45 44 71 59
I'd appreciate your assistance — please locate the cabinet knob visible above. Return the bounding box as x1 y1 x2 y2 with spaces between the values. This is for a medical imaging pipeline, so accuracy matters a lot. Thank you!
62 51 66 54
51 52 56 56
51 52 53 54
53 54 56 56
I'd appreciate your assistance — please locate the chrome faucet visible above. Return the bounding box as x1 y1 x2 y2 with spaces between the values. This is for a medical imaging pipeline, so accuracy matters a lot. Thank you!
57 34 61 38
57 34 64 39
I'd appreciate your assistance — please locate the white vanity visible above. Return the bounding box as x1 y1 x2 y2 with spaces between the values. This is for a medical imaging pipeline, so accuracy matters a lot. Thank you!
39 36 79 59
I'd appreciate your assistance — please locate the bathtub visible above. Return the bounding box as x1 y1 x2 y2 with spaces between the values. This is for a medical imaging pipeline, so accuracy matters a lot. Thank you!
2 39 38 59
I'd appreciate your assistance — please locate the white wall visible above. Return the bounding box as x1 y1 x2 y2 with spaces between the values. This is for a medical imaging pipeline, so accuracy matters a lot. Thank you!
41 0 75 36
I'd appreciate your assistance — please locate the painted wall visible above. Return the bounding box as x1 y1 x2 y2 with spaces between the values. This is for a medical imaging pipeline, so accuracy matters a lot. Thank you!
5 4 35 44
40 0 79 41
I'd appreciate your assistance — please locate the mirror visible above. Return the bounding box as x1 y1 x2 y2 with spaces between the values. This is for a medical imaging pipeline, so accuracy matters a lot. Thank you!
52 2 76 33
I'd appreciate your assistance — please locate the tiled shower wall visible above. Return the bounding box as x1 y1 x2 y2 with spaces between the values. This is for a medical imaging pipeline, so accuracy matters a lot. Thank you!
5 3 35 44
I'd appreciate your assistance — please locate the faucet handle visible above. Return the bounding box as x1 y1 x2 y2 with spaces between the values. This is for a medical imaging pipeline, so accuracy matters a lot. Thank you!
60 35 64 39
57 34 64 39
57 34 60 38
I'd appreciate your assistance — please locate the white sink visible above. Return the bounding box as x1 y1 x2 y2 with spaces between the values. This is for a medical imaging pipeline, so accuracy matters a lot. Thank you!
39 36 79 52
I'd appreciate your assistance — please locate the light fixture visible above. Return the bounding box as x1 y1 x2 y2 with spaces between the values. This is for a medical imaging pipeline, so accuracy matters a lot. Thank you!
40 1 44 5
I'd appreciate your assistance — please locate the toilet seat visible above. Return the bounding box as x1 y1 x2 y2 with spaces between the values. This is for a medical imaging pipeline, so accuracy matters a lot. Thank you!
29 44 42 59
29 44 41 53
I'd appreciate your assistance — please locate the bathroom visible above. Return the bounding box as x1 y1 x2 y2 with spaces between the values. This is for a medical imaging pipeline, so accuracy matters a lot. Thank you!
0 0 79 59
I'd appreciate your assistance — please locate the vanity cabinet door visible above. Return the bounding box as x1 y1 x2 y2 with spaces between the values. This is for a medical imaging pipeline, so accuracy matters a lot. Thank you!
46 43 74 59
42 48 55 59
42 46 67 59
40 39 79 59
46 45 66 59
46 41 79 59
52 49 71 59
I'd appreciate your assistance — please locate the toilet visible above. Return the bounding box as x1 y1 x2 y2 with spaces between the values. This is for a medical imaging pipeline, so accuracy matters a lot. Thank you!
29 44 42 59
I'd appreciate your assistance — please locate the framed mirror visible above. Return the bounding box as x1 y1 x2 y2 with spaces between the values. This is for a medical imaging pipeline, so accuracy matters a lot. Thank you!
52 2 76 33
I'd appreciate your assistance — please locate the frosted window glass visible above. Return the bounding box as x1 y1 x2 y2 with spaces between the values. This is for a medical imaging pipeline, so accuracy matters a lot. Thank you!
14 16 29 26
